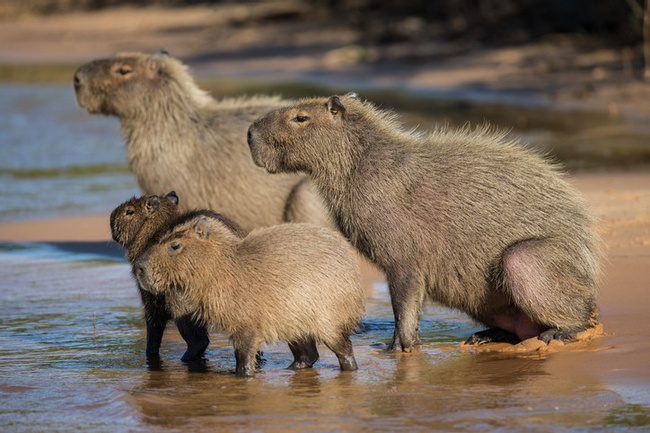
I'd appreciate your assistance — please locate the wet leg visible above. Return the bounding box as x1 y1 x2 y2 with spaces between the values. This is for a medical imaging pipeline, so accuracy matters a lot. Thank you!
233 335 261 377
324 334 358 371
140 286 170 360
175 314 210 362
288 339 319 369
387 271 424 352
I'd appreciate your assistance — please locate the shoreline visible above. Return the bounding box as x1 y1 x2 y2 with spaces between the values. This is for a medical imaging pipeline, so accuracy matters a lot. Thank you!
0 5 649 123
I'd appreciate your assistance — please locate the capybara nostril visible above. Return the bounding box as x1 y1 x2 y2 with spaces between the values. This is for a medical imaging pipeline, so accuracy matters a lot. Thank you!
247 128 253 145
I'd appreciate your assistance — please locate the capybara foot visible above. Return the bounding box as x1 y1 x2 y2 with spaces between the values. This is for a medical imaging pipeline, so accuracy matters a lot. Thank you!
465 328 521 345
288 339 319 369
180 338 210 362
538 328 578 344
337 354 358 371
325 335 358 371
255 351 266 368
387 329 420 352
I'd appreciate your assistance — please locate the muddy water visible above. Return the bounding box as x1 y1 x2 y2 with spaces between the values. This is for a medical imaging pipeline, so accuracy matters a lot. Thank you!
1 82 650 431
1 242 649 432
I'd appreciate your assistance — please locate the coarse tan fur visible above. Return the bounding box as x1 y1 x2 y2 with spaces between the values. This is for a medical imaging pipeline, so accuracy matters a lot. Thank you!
247 94 604 352
74 51 331 233
135 215 365 377
110 191 245 362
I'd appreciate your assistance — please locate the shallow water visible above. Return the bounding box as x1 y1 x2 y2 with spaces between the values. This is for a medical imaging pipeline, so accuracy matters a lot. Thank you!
1 243 649 432
0 84 137 222
1 82 650 431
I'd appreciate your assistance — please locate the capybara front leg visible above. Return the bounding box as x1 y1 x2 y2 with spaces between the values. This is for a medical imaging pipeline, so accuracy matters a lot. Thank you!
324 334 358 371
140 286 170 360
288 338 319 369
233 336 261 377
175 314 210 362
387 272 423 352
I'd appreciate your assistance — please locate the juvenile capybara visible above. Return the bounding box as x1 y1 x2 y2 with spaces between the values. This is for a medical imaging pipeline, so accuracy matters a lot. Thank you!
134 215 365 377
247 93 603 352
74 50 331 232
110 191 245 361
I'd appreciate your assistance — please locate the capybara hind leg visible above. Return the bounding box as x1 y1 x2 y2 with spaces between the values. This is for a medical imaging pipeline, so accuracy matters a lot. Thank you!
175 314 210 362
233 336 261 377
324 334 358 371
465 328 521 345
288 339 319 369
140 287 170 360
497 239 597 341
387 273 423 352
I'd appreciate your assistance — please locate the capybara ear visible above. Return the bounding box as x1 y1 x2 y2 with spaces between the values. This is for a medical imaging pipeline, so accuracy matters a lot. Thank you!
145 196 161 214
157 48 171 57
345 91 358 99
165 191 179 206
146 53 165 76
327 95 346 117
193 217 212 240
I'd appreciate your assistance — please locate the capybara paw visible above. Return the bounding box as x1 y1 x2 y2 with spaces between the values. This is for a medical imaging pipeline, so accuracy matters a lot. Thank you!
538 328 578 344
339 356 358 371
465 328 521 345
255 351 266 368
288 361 313 370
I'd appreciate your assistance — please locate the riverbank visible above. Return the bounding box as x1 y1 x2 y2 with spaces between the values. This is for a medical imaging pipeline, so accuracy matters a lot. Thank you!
0 4 649 123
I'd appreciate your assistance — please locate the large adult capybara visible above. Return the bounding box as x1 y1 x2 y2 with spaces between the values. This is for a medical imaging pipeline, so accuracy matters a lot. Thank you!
134 215 365 377
247 93 604 352
74 51 331 233
110 191 245 361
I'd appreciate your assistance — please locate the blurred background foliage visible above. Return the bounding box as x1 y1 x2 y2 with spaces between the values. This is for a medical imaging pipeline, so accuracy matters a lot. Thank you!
0 0 646 47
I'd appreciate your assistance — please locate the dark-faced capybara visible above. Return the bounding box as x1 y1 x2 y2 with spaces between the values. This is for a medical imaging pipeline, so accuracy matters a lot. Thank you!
74 50 331 233
247 93 603 352
110 191 245 361
134 215 366 377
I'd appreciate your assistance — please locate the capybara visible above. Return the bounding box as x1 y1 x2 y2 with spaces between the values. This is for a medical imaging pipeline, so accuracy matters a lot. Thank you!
110 191 245 361
134 215 365 377
247 93 603 352
74 50 331 233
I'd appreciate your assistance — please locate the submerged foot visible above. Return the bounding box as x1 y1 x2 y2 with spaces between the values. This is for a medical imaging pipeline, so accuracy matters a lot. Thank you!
465 328 521 345
538 328 578 344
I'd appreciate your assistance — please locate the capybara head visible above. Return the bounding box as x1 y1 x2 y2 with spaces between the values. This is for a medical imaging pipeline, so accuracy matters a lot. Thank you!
110 191 180 248
135 215 236 294
73 50 211 117
247 93 364 174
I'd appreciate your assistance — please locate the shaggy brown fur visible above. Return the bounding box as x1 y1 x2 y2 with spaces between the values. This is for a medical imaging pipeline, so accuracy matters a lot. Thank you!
247 93 604 351
110 192 245 362
135 216 365 377
74 50 331 233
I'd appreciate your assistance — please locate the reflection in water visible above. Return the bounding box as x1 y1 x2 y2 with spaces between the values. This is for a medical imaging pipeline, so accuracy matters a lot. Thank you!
0 241 647 431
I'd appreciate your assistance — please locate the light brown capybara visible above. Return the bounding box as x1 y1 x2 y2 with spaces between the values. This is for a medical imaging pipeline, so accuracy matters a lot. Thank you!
247 93 603 352
74 50 331 233
110 191 244 362
135 215 365 377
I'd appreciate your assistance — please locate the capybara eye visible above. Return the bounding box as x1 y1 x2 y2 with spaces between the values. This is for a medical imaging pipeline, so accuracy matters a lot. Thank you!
116 66 132 76
125 208 135 216
293 116 311 123
169 242 183 252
